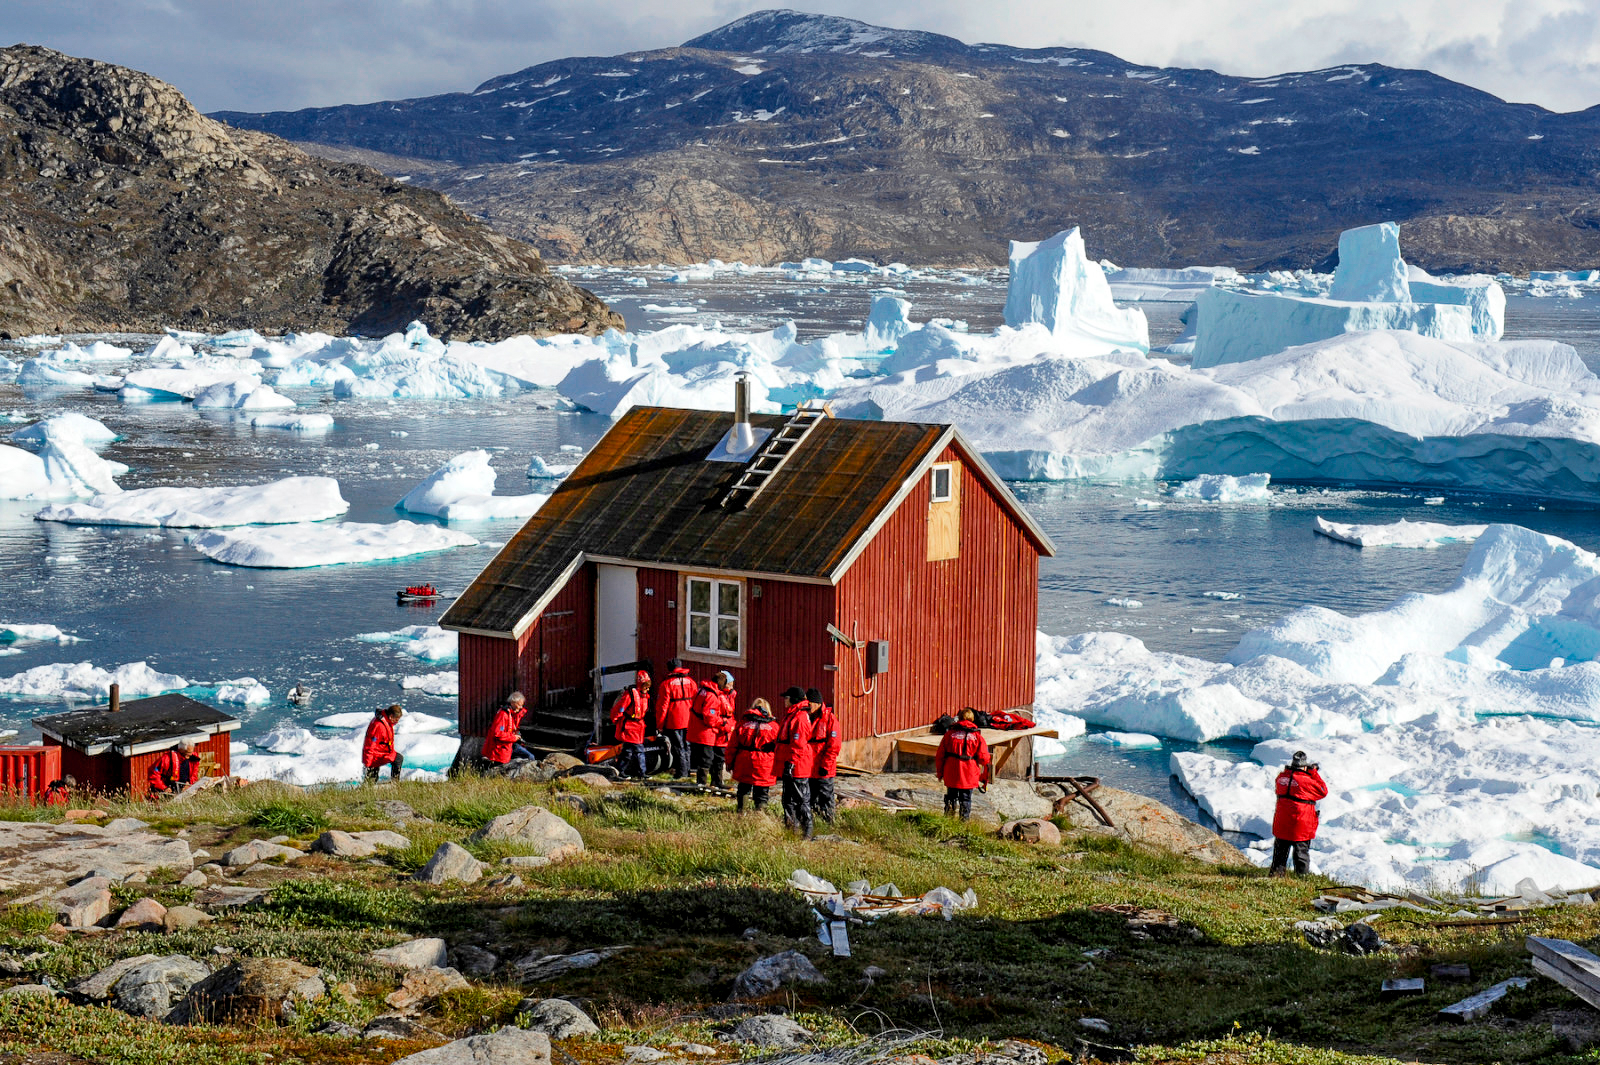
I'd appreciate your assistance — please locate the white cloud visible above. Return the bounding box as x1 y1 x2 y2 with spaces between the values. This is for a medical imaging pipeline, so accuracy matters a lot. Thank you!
4 0 1597 113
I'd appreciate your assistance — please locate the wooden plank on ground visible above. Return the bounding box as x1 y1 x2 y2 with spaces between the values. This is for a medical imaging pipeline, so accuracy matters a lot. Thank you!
1533 957 1600 1011
1528 936 1600 983
1438 977 1530 1022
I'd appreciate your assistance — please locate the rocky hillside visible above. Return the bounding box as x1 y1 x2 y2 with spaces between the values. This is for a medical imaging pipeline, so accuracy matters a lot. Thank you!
0 45 621 340
213 10 1600 271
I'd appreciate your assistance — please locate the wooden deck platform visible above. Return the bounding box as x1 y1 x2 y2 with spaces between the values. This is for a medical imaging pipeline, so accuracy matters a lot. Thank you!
892 724 1058 778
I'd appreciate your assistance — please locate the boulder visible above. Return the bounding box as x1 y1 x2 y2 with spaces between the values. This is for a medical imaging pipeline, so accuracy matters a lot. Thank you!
452 944 498 977
53 877 113 928
542 753 584 772
163 905 212 931
730 951 827 1000
999 819 1062 846
415 841 484 884
726 1015 813 1048
392 1026 551 1065
467 806 584 860
354 830 412 850
115 897 168 930
221 840 302 867
313 829 412 858
512 946 629 983
371 938 448 970
113 955 211 1019
385 966 470 1012
170 957 325 1025
517 997 599 1038
179 870 207 888
72 954 160 1001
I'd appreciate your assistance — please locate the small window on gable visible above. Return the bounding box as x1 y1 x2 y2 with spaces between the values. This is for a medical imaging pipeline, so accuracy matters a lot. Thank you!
686 576 742 657
930 464 953 503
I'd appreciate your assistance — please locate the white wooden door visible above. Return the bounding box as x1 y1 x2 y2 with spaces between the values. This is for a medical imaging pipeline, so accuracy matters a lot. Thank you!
595 564 639 694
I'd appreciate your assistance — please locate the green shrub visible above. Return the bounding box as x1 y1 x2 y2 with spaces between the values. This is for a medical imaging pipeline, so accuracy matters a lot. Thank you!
248 800 329 837
262 879 419 931
435 798 510 830
0 904 53 935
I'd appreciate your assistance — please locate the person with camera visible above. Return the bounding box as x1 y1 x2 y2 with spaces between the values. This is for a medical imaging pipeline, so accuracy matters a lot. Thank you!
1271 750 1328 876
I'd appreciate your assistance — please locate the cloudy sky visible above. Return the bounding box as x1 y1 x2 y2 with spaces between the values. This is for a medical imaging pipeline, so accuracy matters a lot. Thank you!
7 0 1598 113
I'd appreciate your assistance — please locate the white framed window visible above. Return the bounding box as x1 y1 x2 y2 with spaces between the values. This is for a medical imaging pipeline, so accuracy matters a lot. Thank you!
930 463 954 503
686 576 742 657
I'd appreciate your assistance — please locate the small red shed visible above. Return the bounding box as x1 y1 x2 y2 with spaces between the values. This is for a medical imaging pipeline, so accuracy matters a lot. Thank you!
440 401 1055 771
33 694 239 799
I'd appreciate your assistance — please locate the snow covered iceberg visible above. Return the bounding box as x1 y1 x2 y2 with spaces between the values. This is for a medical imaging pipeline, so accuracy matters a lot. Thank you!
1003 228 1149 353
397 451 549 521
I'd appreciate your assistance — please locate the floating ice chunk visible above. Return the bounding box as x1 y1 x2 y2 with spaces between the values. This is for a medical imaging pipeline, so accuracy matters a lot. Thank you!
1313 516 1487 548
121 361 261 401
397 450 549 521
190 521 478 568
1088 731 1162 748
1105 597 1143 609
864 293 913 350
526 455 575 480
214 678 271 705
192 380 296 409
1204 591 1242 600
35 476 347 528
314 710 453 733
357 625 458 663
0 356 14 375
1329 222 1410 303
0 660 189 701
1002 227 1149 351
1170 473 1271 502
401 672 459 696
0 623 80 645
18 357 122 391
250 412 334 432
7 413 118 449
0 439 126 500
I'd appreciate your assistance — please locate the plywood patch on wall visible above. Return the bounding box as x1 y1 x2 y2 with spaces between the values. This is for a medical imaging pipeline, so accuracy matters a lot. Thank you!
928 462 961 561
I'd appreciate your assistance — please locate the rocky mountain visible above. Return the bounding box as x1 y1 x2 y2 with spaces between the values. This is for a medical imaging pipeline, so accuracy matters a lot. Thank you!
212 10 1600 271
0 45 620 340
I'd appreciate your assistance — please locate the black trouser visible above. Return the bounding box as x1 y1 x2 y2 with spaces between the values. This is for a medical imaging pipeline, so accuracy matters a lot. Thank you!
809 775 836 823
364 753 404 783
1271 838 1312 875
692 742 725 786
735 782 769 812
663 728 689 778
943 787 973 820
622 743 646 778
782 772 814 837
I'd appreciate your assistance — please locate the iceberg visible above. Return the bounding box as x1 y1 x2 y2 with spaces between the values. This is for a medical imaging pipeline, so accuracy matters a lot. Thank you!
864 293 914 350
357 625 459 664
0 660 190 701
0 623 80 645
526 455 575 480
315 710 453 732
401 672 460 697
1002 228 1149 352
235 720 459 786
396 451 549 521
1105 265 1241 303
1313 516 1486 548
0 438 126 500
189 520 478 568
214 678 271 705
35 476 348 528
1170 473 1271 502
7 413 118 449
18 356 122 391
42 341 133 363
1328 222 1411 303
192 380 296 409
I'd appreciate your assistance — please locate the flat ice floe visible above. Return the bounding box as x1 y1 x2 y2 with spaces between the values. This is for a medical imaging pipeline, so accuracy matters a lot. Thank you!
401 671 459 697
250 412 334 432
357 625 459 663
397 451 549 521
0 623 79 645
1314 516 1487 548
189 520 478 568
1035 523 1600 893
35 476 348 528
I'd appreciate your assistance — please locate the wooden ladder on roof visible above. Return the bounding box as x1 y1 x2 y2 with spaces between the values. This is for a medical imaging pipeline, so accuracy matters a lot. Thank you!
718 405 829 510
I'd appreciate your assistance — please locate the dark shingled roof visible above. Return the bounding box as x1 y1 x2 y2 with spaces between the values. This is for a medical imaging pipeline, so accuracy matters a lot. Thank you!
442 407 957 636
34 694 240 755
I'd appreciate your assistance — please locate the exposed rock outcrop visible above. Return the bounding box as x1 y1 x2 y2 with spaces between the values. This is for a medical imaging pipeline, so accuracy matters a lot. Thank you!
0 45 621 339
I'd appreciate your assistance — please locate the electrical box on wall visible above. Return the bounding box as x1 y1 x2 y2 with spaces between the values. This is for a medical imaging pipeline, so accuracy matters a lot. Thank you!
866 640 889 676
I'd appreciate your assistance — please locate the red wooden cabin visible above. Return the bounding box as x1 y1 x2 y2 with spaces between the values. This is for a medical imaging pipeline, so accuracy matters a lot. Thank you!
440 399 1055 772
33 693 239 799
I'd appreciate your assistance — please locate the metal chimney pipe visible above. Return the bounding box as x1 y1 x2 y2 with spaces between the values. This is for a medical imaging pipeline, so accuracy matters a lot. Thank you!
732 372 754 452
108 682 120 713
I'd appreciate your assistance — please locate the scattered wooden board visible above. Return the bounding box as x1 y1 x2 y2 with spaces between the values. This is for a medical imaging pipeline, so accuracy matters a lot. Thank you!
1528 936 1600 1011
1438 977 1529 1022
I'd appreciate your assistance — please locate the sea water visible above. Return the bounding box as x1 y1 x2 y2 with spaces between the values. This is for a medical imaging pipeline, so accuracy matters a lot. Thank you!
2 276 1598 829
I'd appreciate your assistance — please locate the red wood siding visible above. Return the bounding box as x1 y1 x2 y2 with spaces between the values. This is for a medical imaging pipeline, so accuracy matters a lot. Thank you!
833 442 1040 739
635 566 837 718
459 564 595 737
0 745 60 800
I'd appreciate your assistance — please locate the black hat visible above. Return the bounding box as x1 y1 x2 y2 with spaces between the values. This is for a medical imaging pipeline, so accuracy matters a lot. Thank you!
1290 751 1310 768
668 657 683 670
782 686 806 703
806 687 823 705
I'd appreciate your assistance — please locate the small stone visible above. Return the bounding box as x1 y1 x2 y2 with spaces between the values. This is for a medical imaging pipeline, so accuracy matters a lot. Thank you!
624 1046 670 1063
468 806 585 860
199 863 225 876
671 1044 717 1057
553 794 589 815
726 1015 813 1048
312 829 376 859
221 840 303 867
730 950 827 1000
861 965 886 983
194 886 266 910
316 1021 363 1038
370 938 448 970
163 905 212 932
390 1026 551 1065
102 818 149 834
73 955 161 1001
1078 1018 1111 1034
414 841 484 885
517 997 599 1037
572 773 612 789
179 870 207 888
364 1013 443 1041
352 830 411 850
53 878 113 929
486 874 525 889
452 945 498 977
385 966 470 1012
502 855 551 868
115 897 168 931
999 819 1062 846
170 957 325 1025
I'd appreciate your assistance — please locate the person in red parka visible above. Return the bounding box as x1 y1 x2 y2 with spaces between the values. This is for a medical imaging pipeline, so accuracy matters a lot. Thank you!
726 698 779 812
610 670 652 778
776 686 816 840
481 692 533 766
805 687 842 824
363 704 405 783
654 659 696 779
148 740 200 798
43 776 72 807
688 670 735 787
1271 751 1329 875
934 708 991 819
